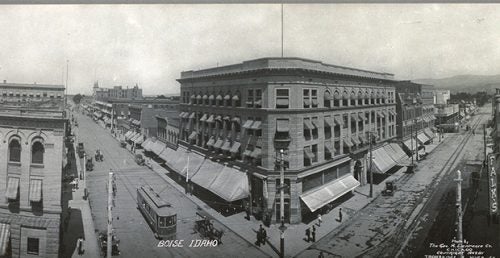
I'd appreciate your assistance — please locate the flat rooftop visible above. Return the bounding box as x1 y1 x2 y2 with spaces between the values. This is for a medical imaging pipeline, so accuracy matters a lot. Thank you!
180 57 395 81
0 81 65 90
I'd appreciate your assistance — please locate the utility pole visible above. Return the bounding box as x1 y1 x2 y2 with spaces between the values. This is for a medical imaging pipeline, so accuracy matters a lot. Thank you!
369 132 373 197
82 152 86 181
415 118 419 161
65 60 69 108
455 170 464 258
279 149 285 222
277 149 287 258
410 121 414 166
107 171 114 258
483 124 487 167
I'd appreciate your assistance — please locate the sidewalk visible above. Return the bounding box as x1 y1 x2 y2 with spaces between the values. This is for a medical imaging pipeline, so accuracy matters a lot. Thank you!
69 129 100 258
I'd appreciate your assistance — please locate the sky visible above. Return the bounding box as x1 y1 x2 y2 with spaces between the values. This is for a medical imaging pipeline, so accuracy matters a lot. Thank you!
0 4 499 95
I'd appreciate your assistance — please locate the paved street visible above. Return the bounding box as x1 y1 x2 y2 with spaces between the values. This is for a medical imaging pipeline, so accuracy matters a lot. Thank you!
297 108 488 258
74 111 268 258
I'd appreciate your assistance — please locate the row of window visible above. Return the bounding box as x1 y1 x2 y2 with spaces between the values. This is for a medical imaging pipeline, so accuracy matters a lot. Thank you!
8 138 44 164
1 92 62 98
182 87 395 109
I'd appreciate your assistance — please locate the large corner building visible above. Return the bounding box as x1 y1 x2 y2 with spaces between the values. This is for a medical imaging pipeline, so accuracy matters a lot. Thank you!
176 57 400 223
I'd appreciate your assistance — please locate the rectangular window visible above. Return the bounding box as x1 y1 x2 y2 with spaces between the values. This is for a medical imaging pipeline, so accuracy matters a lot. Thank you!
311 89 318 108
247 89 254 107
342 114 348 129
312 144 318 163
303 89 310 108
255 89 262 108
276 89 289 109
27 237 40 255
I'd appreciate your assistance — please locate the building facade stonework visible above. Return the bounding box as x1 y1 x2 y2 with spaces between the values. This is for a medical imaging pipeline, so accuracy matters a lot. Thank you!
0 82 65 257
177 57 398 223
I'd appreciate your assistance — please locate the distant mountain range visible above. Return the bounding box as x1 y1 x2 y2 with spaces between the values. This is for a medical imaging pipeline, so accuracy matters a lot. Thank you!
413 74 500 94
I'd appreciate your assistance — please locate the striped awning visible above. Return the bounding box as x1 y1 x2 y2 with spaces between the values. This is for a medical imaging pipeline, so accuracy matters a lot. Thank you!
6 177 19 200
221 140 231 151
0 223 10 256
29 179 42 202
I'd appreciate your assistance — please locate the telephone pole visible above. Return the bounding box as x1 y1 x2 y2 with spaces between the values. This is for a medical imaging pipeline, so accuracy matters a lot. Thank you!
455 170 464 258
107 171 114 258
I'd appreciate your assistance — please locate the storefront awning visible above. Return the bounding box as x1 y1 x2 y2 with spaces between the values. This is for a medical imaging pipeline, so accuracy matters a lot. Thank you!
189 112 196 119
377 111 385 118
242 120 254 129
383 143 408 164
206 115 215 123
221 140 231 151
0 223 10 256
324 117 334 127
403 138 417 151
208 166 249 202
158 147 175 162
124 131 133 139
232 117 240 124
358 113 366 121
200 114 208 122
300 175 360 212
250 121 262 130
134 135 144 144
230 142 241 154
214 138 224 149
29 179 42 202
6 177 19 200
207 136 215 147
142 138 154 151
424 128 434 139
191 161 224 189
188 131 198 141
350 114 358 122
417 133 429 145
130 133 140 142
151 141 166 156
191 162 250 202
164 148 205 178
371 145 397 173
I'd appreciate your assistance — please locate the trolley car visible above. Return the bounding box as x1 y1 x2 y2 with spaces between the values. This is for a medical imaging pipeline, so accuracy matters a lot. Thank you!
136 186 177 239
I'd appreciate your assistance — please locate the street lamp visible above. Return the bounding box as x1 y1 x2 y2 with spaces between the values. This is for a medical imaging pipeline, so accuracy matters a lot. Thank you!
368 130 377 198
279 217 287 258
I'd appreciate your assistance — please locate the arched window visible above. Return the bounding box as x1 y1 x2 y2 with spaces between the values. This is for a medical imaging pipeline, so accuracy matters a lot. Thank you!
324 90 331 108
9 138 21 162
32 141 44 164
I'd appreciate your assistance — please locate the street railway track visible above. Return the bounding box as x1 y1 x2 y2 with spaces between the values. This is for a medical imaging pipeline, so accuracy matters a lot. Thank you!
362 113 484 258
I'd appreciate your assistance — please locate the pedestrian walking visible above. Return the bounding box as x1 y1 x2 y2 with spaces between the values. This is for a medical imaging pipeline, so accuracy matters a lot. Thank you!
77 236 84 255
338 208 343 222
305 227 311 242
318 251 325 258
255 228 261 247
261 228 267 245
311 228 316 242
317 214 322 227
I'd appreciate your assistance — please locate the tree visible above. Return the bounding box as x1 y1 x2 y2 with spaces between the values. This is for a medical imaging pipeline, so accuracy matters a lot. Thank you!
156 95 167 99
72 94 83 104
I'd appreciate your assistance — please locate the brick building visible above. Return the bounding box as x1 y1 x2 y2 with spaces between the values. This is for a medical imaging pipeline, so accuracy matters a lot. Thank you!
394 81 436 156
0 82 66 257
92 81 143 102
173 57 401 223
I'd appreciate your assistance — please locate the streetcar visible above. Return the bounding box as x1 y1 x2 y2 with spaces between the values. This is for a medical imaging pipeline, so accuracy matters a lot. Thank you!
136 185 177 239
